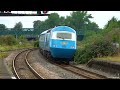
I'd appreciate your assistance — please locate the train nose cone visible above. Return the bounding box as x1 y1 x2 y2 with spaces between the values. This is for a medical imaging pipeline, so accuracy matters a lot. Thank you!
50 48 76 59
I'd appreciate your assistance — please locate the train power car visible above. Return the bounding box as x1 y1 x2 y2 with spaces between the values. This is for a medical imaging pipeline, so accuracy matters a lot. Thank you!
39 26 77 63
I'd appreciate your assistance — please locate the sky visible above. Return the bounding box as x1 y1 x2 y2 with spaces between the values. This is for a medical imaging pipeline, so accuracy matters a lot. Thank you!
0 11 120 29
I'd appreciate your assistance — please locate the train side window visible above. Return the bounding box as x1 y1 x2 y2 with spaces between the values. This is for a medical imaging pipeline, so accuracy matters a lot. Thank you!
43 35 45 41
40 35 44 41
46 33 50 41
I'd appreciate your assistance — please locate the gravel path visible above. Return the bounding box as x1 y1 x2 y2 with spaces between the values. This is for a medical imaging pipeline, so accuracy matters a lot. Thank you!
28 49 84 79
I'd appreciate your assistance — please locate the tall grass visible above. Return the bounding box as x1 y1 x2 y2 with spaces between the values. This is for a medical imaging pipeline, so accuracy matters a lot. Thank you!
0 52 8 59
0 35 17 46
0 35 37 59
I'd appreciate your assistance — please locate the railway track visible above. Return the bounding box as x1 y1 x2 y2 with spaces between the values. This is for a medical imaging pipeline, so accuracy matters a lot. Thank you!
41 52 108 79
56 64 108 79
43 56 108 79
12 48 44 79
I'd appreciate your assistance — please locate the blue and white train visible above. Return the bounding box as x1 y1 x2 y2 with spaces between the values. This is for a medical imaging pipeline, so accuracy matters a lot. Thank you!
39 26 77 63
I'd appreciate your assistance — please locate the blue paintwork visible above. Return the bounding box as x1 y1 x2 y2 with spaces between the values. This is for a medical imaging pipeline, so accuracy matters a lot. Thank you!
50 39 76 49
50 48 76 59
39 26 77 61
50 39 76 59
52 26 76 33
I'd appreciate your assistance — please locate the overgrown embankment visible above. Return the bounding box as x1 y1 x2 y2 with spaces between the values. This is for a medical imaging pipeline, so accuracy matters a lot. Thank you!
0 35 38 59
74 29 120 64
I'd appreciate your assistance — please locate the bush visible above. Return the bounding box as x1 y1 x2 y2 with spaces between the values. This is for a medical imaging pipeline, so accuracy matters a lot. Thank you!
0 35 17 45
34 40 39 47
18 35 26 41
74 39 118 64
74 29 120 64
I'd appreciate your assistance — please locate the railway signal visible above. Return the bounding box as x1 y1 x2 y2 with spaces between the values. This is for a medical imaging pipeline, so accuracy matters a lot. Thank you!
0 11 50 16
37 11 49 15
42 11 48 14
37 11 41 15
0 11 11 13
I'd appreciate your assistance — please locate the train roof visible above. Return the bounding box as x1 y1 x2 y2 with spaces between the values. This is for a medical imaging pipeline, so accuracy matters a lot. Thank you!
40 28 53 35
40 26 76 35
52 26 76 33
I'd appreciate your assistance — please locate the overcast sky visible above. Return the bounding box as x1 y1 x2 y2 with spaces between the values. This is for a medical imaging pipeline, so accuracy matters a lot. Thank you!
0 11 120 29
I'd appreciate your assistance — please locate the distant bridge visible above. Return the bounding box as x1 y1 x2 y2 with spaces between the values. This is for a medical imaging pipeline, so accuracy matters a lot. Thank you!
0 28 40 36
0 28 84 41
0 28 41 40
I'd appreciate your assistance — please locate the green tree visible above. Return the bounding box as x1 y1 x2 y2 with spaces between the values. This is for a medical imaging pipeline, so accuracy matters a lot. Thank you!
33 11 99 34
47 13 60 28
33 20 50 33
87 22 100 32
0 24 7 31
33 20 42 31
104 17 118 30
65 16 74 28
42 19 51 30
59 16 65 25
33 13 62 33
68 11 93 31
13 22 23 31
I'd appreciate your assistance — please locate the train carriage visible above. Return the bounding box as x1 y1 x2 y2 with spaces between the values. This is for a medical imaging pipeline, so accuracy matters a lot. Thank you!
39 26 77 63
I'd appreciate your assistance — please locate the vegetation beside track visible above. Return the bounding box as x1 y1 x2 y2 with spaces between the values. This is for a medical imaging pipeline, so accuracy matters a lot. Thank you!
96 54 120 62
0 35 37 59
74 17 120 64
1 12 120 64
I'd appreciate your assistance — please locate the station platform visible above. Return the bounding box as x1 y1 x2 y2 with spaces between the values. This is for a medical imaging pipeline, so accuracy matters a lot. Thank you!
0 59 16 79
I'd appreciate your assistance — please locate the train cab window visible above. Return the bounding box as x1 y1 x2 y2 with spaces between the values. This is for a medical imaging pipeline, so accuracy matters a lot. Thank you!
40 35 44 41
57 32 72 39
